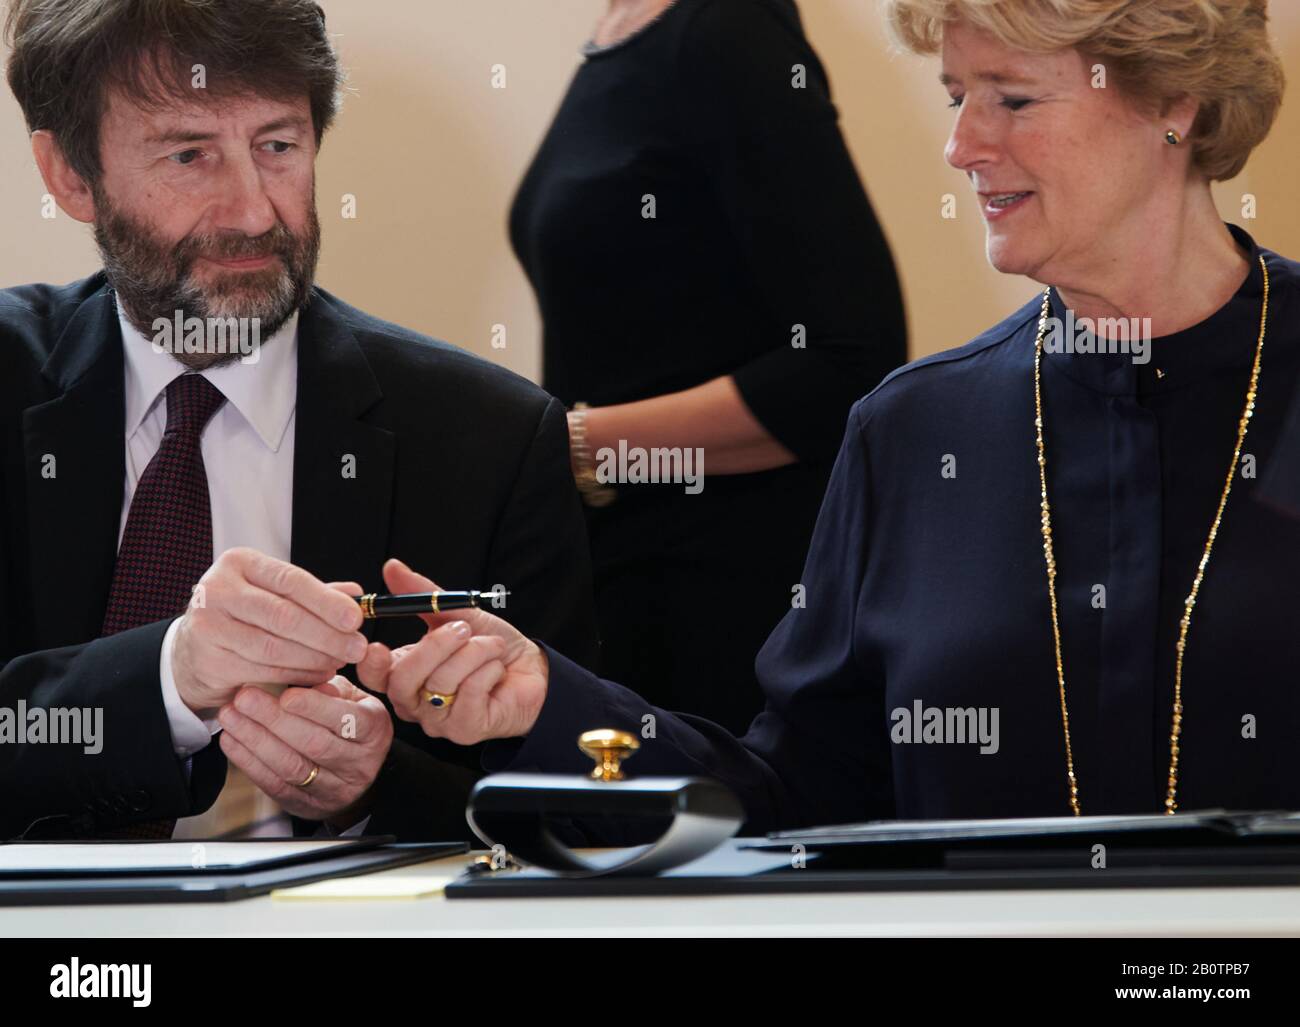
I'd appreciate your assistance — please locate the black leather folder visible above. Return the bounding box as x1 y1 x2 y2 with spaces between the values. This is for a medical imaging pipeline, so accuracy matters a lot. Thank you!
444 810 1300 898
0 839 466 905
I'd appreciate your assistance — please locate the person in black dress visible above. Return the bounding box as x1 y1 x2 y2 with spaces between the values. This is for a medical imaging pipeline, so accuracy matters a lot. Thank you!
509 0 907 734
360 0 1298 831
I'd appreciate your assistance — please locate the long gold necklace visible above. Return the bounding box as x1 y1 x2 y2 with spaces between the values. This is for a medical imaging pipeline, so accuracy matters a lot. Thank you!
1032 256 1269 816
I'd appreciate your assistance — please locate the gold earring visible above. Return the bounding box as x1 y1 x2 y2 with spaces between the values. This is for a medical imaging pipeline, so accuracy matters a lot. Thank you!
1165 129 1181 146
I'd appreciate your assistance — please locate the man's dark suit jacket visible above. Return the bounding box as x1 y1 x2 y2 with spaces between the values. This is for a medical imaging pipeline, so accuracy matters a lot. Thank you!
0 273 599 842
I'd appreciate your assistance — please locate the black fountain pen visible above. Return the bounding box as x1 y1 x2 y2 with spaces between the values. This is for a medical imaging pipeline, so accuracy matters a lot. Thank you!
353 590 509 619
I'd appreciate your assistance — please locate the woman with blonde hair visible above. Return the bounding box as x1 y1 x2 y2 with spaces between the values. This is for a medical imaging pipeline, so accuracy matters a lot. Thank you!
359 0 1300 830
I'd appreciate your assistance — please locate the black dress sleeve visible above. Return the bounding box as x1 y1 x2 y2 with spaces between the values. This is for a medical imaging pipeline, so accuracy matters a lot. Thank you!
670 0 907 460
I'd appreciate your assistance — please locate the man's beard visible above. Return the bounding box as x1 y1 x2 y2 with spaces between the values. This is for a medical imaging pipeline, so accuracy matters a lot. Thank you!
93 185 321 370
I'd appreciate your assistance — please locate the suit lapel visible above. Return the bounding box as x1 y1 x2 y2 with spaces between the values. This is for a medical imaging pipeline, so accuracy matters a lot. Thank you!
289 291 396 597
20 284 397 645
21 286 126 648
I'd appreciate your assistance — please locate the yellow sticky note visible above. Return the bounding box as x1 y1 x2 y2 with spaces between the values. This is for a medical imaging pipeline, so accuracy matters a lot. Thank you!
271 874 454 901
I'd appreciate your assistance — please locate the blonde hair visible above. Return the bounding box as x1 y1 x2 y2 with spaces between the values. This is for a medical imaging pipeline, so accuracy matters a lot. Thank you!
882 0 1285 181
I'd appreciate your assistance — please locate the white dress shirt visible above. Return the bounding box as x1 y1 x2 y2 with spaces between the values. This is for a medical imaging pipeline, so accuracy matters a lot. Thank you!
116 299 298 836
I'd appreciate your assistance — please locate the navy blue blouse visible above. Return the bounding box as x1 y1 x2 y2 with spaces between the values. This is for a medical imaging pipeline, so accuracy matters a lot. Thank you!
490 225 1300 832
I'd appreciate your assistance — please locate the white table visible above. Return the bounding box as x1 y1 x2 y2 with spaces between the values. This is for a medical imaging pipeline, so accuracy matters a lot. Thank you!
4 851 1299 936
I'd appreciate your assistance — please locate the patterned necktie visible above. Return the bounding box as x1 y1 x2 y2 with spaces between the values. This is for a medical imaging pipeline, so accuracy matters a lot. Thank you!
103 373 227 635
100 373 227 838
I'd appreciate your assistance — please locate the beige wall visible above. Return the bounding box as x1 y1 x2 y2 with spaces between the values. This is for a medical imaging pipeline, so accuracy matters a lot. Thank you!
3 0 1300 376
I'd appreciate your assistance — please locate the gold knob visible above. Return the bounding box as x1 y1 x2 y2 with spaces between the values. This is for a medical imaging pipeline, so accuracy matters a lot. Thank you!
578 729 640 782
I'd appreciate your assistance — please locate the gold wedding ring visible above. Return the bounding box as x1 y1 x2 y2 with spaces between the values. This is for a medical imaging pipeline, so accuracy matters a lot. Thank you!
297 765 320 788
420 689 456 709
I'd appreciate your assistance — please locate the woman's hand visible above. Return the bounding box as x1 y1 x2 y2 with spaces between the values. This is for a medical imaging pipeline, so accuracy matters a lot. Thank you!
354 559 549 744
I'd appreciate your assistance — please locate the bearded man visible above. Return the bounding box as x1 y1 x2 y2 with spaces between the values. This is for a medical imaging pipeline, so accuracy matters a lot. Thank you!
0 0 597 842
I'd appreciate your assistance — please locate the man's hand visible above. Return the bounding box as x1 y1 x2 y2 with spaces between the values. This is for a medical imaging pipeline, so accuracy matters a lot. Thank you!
356 558 550 744
171 547 369 716
216 676 394 825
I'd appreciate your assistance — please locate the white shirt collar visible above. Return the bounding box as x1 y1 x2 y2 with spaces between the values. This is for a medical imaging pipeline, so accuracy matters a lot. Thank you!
116 298 299 452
